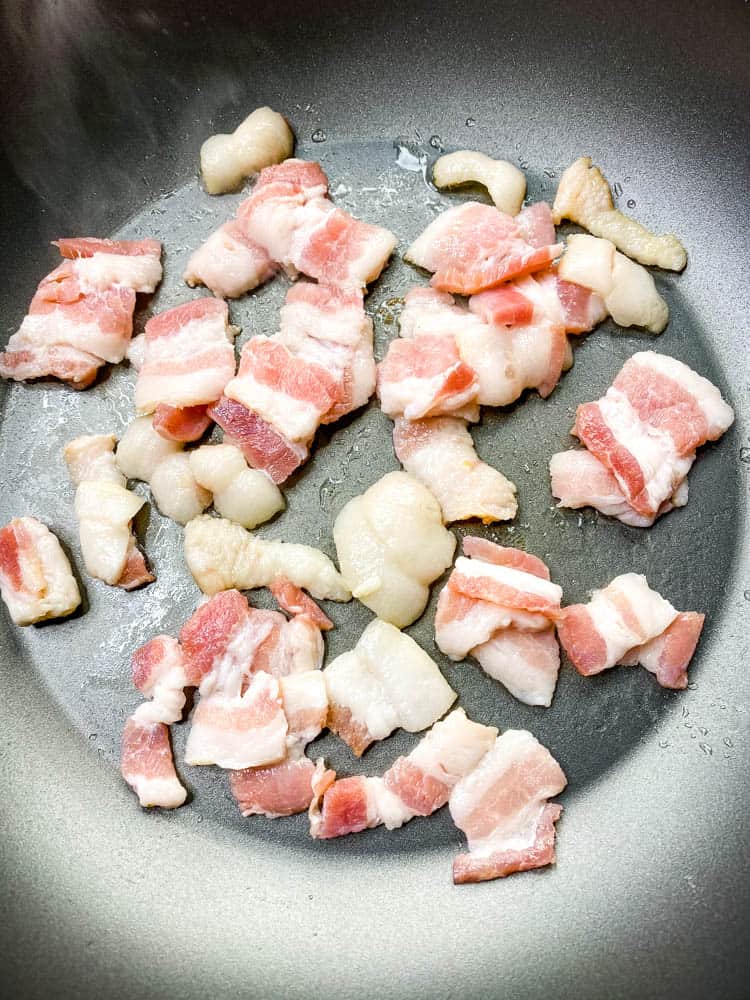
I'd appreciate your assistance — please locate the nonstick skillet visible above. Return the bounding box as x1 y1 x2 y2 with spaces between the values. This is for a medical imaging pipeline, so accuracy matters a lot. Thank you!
1 2 748 998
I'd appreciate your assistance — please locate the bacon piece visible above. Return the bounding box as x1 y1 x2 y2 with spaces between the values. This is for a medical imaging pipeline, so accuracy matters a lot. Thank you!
292 205 397 289
515 202 556 248
270 576 333 630
553 274 608 334
55 237 162 259
449 556 562 616
405 202 564 295
572 351 733 517
435 585 551 662
392 417 517 523
310 710 496 838
449 729 566 883
188 443 285 529
184 515 350 601
468 284 534 326
230 757 321 818
184 220 276 299
135 298 236 415
377 335 480 420
152 404 213 443
323 618 456 756
0 516 81 626
208 396 308 484
121 718 186 809
333 471 456 628
0 343 101 387
472 628 561 708
461 537 551 580
557 573 703 688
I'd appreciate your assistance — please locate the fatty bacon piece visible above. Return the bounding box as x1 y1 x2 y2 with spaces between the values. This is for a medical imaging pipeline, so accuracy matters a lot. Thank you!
309 709 497 837
333 471 456 628
405 201 563 295
186 159 396 297
449 729 567 883
435 538 562 707
567 351 734 519
0 516 81 626
211 282 375 483
65 434 154 590
134 297 238 443
323 618 456 756
556 573 705 690
0 238 162 387
393 417 517 524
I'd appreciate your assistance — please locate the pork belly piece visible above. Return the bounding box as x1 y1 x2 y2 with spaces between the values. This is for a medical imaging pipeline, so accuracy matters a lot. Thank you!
393 417 517 524
134 297 237 417
556 572 704 689
435 539 562 707
0 238 162 387
184 220 277 299
310 709 497 837
450 729 566 883
405 201 563 295
131 635 189 725
333 471 456 628
324 618 456 756
552 157 687 271
121 718 187 809
189 443 284 529
64 434 154 590
0 516 81 626
184 514 350 601
549 449 690 527
571 351 733 518
377 334 480 421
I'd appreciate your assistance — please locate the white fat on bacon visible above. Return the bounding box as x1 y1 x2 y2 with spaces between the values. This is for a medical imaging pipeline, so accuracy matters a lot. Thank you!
449 729 567 883
432 151 526 214
184 514 351 601
189 444 284 529
393 417 517 524
200 106 294 195
559 234 668 333
553 157 687 271
0 516 81 626
556 572 705 689
184 221 276 299
324 619 456 756
333 471 456 628
310 709 498 838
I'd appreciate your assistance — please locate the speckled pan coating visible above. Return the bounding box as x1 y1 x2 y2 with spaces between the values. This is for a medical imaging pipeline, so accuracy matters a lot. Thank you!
0 2 748 999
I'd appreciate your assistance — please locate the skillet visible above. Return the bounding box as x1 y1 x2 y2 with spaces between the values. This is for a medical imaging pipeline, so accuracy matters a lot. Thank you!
0 2 748 997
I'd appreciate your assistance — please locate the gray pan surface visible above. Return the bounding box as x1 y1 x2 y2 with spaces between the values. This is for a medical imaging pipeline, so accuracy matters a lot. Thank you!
0 2 748 998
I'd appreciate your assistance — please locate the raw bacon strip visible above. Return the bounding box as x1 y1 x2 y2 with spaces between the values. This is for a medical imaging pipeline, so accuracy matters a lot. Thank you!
208 396 308 484
435 585 552 662
309 709 498 838
461 537 551 580
472 628 561 708
556 573 704 688
121 718 187 809
184 515 350 601
572 351 733 516
0 516 81 626
0 343 102 388
405 202 564 295
377 335 480 421
230 757 324 818
449 729 567 883
549 449 689 527
152 403 213 443
184 220 277 299
393 417 517 523
135 298 237 415
291 205 398 290
449 556 562 616
323 618 456 756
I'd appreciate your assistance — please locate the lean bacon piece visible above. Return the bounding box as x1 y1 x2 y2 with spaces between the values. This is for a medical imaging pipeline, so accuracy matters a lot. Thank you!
0 516 81 626
0 238 162 387
121 718 187 809
134 297 237 419
571 351 734 518
405 201 563 295
184 514 351 601
333 472 456 628
435 539 561 707
64 434 154 590
449 729 566 883
310 709 497 838
556 573 704 689
184 220 277 299
393 417 517 523
323 619 456 756
377 334 480 421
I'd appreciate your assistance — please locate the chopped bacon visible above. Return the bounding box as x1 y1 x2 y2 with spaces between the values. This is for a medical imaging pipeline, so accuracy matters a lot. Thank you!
468 284 535 326
0 516 81 626
310 710 497 838
292 206 398 289
472 627 561 708
323 618 456 756
184 220 276 299
461 537 551 580
55 237 162 259
121 718 186 809
405 202 564 295
571 351 734 517
377 335 480 420
152 403 213 443
449 729 566 883
208 396 308 484
515 202 557 248
449 556 562 616
556 572 703 688
135 298 236 415
230 757 321 818
392 417 517 523
270 576 334 630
